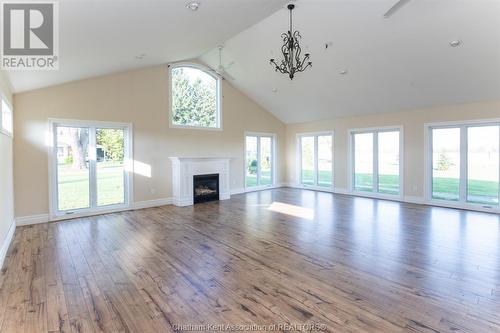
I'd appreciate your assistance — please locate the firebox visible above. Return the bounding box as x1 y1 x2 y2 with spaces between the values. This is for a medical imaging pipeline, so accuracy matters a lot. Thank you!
193 174 220 204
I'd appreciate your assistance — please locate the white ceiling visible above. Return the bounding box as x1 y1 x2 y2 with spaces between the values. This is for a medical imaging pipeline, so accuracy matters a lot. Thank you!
7 0 287 93
201 0 500 123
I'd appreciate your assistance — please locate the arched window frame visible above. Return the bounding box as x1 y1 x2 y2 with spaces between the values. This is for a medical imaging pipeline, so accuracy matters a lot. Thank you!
168 62 222 130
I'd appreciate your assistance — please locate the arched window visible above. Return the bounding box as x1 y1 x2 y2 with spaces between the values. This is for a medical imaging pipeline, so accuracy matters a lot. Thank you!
169 63 221 129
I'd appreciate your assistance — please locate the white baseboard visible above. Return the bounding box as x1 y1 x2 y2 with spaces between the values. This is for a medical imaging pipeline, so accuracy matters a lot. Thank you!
16 198 174 226
16 214 49 226
404 195 425 205
233 183 287 195
284 183 500 214
133 198 173 210
230 188 245 195
0 221 16 269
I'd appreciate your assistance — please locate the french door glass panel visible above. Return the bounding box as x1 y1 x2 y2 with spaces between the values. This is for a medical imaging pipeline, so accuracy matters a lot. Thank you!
54 123 129 214
245 136 258 187
317 135 333 187
378 131 400 195
354 133 374 192
300 134 333 187
301 136 315 185
96 128 126 206
467 126 499 205
56 126 90 211
432 128 460 201
245 135 274 188
260 137 272 186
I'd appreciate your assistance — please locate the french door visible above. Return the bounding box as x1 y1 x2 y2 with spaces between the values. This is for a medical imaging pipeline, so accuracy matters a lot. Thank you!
50 120 132 218
245 133 276 189
350 128 402 196
429 123 500 207
298 132 333 187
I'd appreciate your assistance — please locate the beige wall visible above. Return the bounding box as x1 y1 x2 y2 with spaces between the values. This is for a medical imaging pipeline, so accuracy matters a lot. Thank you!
286 100 500 199
12 61 500 219
0 70 14 253
14 64 286 218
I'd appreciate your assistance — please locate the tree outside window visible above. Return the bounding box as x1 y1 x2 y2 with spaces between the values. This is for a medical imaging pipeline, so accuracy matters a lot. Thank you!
171 66 220 128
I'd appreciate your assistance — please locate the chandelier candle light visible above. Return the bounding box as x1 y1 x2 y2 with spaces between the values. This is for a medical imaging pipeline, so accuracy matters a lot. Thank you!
270 4 312 80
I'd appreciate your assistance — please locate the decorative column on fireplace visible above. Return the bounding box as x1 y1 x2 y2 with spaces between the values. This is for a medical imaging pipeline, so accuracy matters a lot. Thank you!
193 174 219 203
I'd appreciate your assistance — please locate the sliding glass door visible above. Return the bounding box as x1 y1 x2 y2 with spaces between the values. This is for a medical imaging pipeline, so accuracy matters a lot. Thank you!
300 136 315 185
353 132 374 192
51 121 131 217
56 126 91 211
467 126 499 204
298 133 333 187
351 128 401 196
245 133 275 188
96 128 126 206
430 123 500 206
431 128 460 201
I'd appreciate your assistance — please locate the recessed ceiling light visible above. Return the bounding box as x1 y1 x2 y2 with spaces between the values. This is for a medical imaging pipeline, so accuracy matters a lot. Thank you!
272 88 278 93
186 1 200 11
339 70 348 75
449 40 462 47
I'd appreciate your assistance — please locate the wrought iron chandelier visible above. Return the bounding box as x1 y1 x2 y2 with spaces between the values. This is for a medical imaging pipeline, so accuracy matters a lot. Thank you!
270 4 311 80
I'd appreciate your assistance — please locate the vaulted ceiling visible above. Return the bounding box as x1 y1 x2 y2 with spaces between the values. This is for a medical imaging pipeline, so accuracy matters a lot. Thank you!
201 0 500 123
6 0 287 93
7 0 500 124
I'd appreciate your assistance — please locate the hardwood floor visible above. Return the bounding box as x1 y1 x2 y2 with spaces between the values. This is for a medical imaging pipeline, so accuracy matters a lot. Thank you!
1 188 499 332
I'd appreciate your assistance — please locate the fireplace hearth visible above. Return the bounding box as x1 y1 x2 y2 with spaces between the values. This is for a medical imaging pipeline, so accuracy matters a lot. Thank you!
193 174 219 204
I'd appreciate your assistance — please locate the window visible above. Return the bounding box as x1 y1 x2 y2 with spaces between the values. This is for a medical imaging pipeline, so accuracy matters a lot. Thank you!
170 63 221 129
298 133 333 187
1 98 13 135
431 128 460 201
428 122 500 207
351 128 401 196
49 120 132 217
245 133 276 188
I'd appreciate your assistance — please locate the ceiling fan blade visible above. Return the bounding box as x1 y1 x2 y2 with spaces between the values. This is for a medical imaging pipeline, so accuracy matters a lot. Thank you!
221 69 235 81
383 0 412 18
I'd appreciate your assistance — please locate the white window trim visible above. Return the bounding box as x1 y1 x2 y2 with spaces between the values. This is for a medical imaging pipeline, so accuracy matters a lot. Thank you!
296 131 334 189
48 118 134 221
424 118 500 212
168 62 223 131
244 131 277 191
0 94 13 137
348 126 404 199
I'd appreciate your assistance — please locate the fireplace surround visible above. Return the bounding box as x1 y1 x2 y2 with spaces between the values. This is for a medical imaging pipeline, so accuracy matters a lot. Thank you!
169 157 231 206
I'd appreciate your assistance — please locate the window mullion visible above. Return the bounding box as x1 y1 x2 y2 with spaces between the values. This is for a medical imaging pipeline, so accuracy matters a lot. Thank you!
373 132 379 193
459 126 467 203
256 136 261 187
498 125 500 206
314 135 319 186
271 136 275 186
298 136 302 185
52 124 59 214
89 127 98 208
351 133 355 191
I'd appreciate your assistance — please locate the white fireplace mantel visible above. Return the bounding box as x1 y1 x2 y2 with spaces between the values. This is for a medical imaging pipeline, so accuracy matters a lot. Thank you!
169 157 231 206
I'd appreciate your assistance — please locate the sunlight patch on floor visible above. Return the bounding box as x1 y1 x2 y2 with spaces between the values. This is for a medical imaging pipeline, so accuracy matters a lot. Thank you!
267 201 314 220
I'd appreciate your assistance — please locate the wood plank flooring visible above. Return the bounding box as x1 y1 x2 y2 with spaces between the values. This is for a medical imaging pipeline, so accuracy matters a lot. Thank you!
1 188 499 332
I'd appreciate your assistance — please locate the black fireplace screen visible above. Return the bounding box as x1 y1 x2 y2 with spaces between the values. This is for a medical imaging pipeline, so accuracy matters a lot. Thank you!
193 174 219 204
